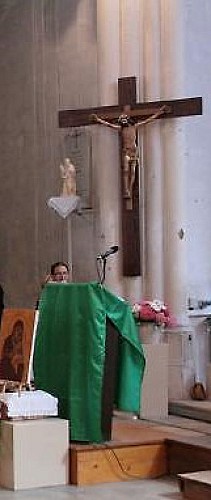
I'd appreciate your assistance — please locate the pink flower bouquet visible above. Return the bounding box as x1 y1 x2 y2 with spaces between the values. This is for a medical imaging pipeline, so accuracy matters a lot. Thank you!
132 299 176 328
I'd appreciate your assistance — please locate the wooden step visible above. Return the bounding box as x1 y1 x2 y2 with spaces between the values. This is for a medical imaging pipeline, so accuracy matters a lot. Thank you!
70 440 167 485
169 400 211 422
167 437 211 475
178 471 211 499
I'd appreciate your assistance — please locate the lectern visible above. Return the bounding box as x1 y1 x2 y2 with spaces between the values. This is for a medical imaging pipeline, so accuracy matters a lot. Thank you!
33 282 145 443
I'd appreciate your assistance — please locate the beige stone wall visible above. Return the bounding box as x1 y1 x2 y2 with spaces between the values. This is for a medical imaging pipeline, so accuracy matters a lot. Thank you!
0 0 98 307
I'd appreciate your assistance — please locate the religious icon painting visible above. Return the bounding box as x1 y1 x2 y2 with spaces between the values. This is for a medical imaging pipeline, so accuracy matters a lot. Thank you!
0 309 35 384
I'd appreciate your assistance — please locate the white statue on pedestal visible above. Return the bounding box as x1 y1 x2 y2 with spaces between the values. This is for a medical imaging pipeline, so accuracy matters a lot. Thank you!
60 157 77 196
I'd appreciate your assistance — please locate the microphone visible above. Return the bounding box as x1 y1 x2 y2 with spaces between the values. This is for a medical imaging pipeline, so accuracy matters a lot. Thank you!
97 245 119 260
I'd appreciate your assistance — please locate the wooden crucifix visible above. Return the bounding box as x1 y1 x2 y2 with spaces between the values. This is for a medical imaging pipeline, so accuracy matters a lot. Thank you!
58 76 202 277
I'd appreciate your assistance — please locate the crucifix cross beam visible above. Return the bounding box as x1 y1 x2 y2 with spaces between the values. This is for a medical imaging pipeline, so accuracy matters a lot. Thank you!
59 95 202 129
58 76 202 277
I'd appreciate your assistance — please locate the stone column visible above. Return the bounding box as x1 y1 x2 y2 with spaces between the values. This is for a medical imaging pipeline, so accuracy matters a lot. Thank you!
143 0 164 300
95 0 122 297
160 0 188 325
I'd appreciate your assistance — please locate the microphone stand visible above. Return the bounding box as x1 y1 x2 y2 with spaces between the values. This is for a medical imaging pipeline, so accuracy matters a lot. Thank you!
96 256 107 285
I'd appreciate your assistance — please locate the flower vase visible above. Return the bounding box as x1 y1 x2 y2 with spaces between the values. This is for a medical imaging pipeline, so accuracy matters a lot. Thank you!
140 322 164 344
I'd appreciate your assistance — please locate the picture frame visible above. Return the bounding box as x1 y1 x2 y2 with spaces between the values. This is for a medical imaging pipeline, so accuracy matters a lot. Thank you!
0 309 35 384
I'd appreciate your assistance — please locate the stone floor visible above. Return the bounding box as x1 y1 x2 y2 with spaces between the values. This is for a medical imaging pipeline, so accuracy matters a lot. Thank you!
0 476 182 499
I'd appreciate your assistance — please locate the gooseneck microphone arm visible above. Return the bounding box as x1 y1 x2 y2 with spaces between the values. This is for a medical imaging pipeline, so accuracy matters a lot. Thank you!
97 245 119 261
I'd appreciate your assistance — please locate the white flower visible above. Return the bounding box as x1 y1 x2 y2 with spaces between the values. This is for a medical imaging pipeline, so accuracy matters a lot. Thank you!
148 299 166 312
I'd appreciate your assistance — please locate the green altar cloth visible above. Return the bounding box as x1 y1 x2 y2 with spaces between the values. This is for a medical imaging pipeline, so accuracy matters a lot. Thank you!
33 282 145 443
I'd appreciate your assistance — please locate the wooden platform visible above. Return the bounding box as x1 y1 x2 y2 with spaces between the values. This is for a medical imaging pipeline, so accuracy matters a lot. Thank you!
70 419 168 485
69 416 211 485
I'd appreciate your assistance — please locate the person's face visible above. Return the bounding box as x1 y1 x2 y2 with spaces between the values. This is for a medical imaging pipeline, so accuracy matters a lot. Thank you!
52 265 69 283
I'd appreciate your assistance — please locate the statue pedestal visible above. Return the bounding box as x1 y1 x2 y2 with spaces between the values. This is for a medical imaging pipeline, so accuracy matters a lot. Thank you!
47 195 81 219
47 195 82 279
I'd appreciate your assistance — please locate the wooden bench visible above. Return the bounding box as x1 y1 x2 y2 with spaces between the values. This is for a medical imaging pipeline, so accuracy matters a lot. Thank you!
178 471 211 499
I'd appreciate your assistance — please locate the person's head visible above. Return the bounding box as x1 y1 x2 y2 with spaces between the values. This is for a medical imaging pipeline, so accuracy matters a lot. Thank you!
64 157 71 167
50 261 70 283
118 114 135 127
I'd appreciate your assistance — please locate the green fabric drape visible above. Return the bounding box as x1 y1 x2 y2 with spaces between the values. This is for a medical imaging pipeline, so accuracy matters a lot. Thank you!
33 282 145 442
